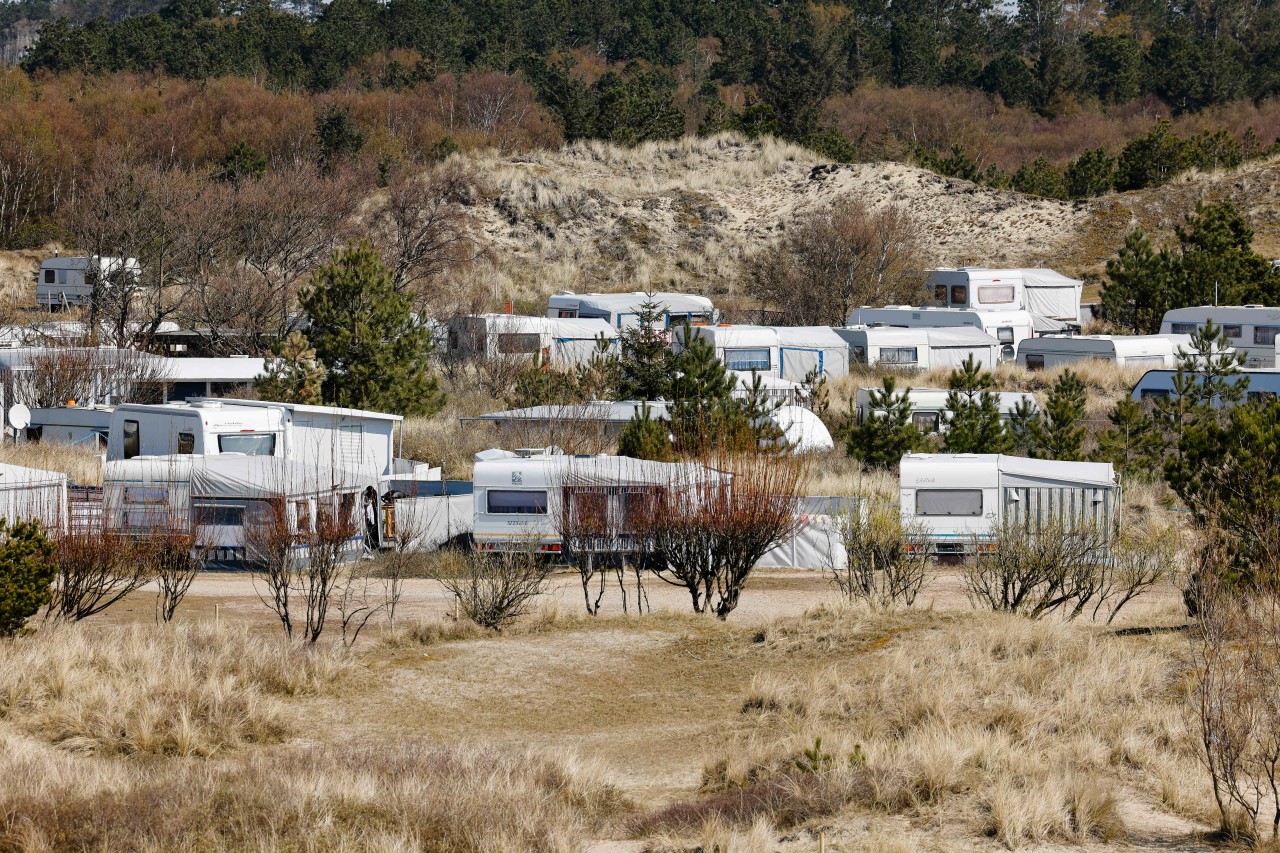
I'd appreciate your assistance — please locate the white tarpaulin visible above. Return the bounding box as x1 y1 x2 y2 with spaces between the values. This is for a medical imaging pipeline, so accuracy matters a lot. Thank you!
189 456 375 499
1022 269 1082 324
0 462 68 533
765 406 835 453
775 327 851 381
756 497 851 570
923 327 1001 368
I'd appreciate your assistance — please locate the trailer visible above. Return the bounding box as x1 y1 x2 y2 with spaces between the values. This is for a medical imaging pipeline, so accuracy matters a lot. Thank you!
927 267 1082 330
546 291 716 329
28 405 114 449
846 306 1034 359
37 256 141 309
854 387 1038 434
1131 367 1280 406
1160 305 1280 368
899 453 1120 554
835 325 1002 369
448 314 617 367
1015 334 1204 370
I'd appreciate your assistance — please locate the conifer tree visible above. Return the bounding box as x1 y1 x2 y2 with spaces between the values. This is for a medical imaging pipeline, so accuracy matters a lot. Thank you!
1153 321 1247 459
670 323 739 454
845 377 926 469
1101 228 1175 334
616 297 675 401
1093 397 1165 480
1034 370 1088 460
942 355 1011 453
300 241 445 416
0 520 56 638
254 330 327 404
617 402 674 461
1006 397 1042 457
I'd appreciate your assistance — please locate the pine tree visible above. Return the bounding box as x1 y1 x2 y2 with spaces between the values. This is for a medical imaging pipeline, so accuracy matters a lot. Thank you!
616 297 675 401
845 377 926 469
1093 397 1165 480
0 520 57 638
300 241 445 416
670 324 739 454
1101 228 1175 334
1007 397 1042 457
739 371 784 450
617 402 674 462
942 355 1011 453
1037 369 1088 460
254 330 327 404
1153 321 1248 459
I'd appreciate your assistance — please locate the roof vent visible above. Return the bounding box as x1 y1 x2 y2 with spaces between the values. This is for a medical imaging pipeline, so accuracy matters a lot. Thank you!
190 400 222 409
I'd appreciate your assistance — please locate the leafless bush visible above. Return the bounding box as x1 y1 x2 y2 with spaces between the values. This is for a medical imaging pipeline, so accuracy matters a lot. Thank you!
47 530 151 622
827 500 930 608
335 561 386 647
553 468 652 616
430 548 550 632
638 452 807 619
141 530 203 624
8 346 172 408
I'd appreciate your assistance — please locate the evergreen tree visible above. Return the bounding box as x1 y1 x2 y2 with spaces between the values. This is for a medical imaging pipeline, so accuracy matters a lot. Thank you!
617 402 674 462
1171 200 1280 307
942 355 1011 453
845 377 927 469
616 297 675 401
670 324 740 454
314 104 365 174
1101 228 1175 334
1012 156 1067 199
1152 321 1247 454
1064 147 1115 199
254 330 327 405
1093 397 1166 480
1036 369 1088 460
0 520 57 638
1006 397 1042 457
300 241 445 416
1115 119 1191 190
739 371 784 450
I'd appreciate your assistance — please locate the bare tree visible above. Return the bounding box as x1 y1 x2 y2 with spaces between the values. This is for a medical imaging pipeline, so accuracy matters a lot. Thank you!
8 346 173 408
145 529 203 624
48 530 152 621
335 560 387 647
745 200 926 326
245 497 299 638
430 547 550 632
827 498 931 608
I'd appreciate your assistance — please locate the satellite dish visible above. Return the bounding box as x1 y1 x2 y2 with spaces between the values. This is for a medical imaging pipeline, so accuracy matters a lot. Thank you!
8 404 30 431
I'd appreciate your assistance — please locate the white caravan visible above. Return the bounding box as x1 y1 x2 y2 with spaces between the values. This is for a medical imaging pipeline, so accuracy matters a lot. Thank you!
1016 334 1204 370
847 306 1035 360
835 325 1001 369
928 267 1083 330
546 291 716 329
676 325 779 375
1131 368 1280 406
472 449 716 553
37 256 141 309
854 388 1038 435
448 314 617 367
899 454 1121 554
1160 306 1280 368
28 406 114 449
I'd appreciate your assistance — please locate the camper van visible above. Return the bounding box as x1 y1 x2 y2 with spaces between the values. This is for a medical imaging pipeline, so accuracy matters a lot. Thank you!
471 449 716 553
1131 367 1280 406
899 454 1121 554
546 291 716 329
1016 334 1203 370
927 268 1083 330
107 402 285 460
1159 306 1280 368
847 306 1035 360
853 388 1038 434
37 256 140 309
835 326 1001 369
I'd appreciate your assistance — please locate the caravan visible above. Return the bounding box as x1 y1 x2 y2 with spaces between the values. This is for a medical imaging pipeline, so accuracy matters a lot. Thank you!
546 291 716 329
677 325 849 381
37 256 141 309
1159 306 1280 368
1131 367 1280 406
448 314 617 368
854 388 1037 434
835 325 1002 369
927 267 1083 331
847 306 1035 359
1016 334 1204 370
899 454 1121 554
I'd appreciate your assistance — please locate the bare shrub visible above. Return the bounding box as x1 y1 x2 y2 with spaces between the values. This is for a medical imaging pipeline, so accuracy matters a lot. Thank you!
334 560 386 647
827 499 930 608
48 531 151 622
9 346 172 408
0 622 350 756
430 548 551 632
639 452 807 619
141 530 202 624
553 467 652 617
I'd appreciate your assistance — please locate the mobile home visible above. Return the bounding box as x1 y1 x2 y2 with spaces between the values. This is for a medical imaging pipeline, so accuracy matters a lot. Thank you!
854 388 1038 434
927 267 1083 329
448 314 617 367
846 306 1035 359
546 291 716 329
899 454 1120 554
835 325 1002 369
1131 368 1280 406
37 256 140 309
1160 306 1280 368
1016 334 1204 370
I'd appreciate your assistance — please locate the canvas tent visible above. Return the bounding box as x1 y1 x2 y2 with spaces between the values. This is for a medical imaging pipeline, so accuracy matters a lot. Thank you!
773 327 850 381
835 326 1002 369
763 406 835 453
756 497 850 570
0 463 68 533
1021 269 1083 326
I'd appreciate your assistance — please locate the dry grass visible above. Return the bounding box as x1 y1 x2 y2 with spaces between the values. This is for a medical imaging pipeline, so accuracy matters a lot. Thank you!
645 608 1211 847
0 622 351 756
0 441 103 486
0 733 631 852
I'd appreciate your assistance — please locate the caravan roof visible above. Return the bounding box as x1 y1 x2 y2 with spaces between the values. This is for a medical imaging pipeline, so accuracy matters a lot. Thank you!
472 451 717 489
901 453 1116 488
186 398 403 423
1020 334 1193 358
549 291 713 313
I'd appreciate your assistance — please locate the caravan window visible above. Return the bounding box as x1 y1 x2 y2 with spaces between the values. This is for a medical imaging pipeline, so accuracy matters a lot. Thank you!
852 345 867 364
177 432 195 454
1025 354 1045 370
487 489 548 514
950 285 967 305
915 489 983 516
1171 322 1198 335
43 269 55 284
498 333 541 353
218 433 276 456
1254 326 1280 346
1140 389 1170 400
933 284 947 303
977 285 1015 304
557 309 578 318
123 420 140 459
724 348 771 371
878 347 918 366
194 501 245 527
996 327 1015 344
1223 324 1243 339
912 412 941 433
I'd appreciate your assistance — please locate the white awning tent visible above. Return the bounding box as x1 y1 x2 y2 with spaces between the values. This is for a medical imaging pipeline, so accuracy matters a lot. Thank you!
774 327 851 381
756 496 852 570
0 463 68 534
763 406 835 453
835 325 1002 369
1021 269 1083 325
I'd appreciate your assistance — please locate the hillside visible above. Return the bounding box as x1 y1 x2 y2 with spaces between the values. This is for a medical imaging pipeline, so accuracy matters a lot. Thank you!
468 135 1280 304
